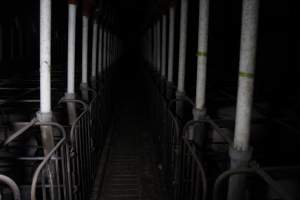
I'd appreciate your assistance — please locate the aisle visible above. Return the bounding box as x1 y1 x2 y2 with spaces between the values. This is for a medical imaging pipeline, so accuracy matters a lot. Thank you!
99 57 165 200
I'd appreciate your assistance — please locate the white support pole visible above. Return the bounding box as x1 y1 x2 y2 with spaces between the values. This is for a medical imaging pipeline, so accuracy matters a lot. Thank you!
234 0 259 152
156 20 161 74
39 0 54 156
195 0 210 112
228 0 259 199
91 20 98 84
177 0 188 93
167 6 175 83
108 32 111 67
40 0 52 113
98 25 103 76
103 29 107 72
106 31 110 70
67 3 77 95
161 15 167 78
66 2 77 125
81 15 89 85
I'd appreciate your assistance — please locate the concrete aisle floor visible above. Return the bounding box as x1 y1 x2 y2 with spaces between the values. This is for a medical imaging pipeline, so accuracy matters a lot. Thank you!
99 56 165 200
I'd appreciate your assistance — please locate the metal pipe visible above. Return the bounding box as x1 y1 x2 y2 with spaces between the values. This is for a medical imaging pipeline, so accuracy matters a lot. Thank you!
158 20 161 74
195 0 210 111
0 175 21 200
167 6 175 83
40 0 52 113
91 19 98 85
177 0 188 93
81 14 89 101
191 0 210 144
161 15 167 78
228 0 260 199
98 24 103 76
156 20 161 73
67 2 77 94
81 15 89 85
103 29 107 72
233 0 259 151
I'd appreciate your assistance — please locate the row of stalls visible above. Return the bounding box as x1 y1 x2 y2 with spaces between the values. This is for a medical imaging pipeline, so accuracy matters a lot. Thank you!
0 0 121 199
143 0 300 200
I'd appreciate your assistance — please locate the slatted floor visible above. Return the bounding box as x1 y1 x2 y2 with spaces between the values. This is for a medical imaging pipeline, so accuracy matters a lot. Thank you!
98 58 165 200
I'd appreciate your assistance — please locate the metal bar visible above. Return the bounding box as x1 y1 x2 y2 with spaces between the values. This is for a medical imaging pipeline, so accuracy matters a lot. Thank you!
67 2 77 94
91 19 98 84
233 0 260 151
98 24 103 76
195 0 210 111
167 6 175 83
156 20 161 73
0 175 21 200
82 15 89 85
161 14 167 78
177 0 188 93
40 0 52 113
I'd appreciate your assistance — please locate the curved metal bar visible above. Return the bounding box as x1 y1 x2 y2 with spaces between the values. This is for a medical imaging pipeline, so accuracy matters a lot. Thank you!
69 109 89 143
0 175 21 200
182 137 208 200
182 118 233 145
31 122 67 200
3 118 38 146
58 98 88 111
168 96 195 110
35 122 67 138
213 166 294 200
80 85 98 98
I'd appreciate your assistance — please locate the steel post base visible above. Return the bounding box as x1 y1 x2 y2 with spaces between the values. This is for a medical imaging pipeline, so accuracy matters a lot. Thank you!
227 146 253 200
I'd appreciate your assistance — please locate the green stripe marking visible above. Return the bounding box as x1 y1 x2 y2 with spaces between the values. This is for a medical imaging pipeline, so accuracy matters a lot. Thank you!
196 51 207 57
239 71 254 78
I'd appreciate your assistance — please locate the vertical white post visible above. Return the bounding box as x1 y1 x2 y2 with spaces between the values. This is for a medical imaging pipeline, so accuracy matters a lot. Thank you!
195 0 210 112
103 29 107 72
234 0 259 152
67 3 77 95
107 32 111 67
91 19 98 83
161 15 167 78
39 0 54 156
40 0 52 113
167 6 175 83
228 0 259 199
177 0 188 93
156 20 161 74
66 2 77 125
98 24 103 76
81 15 89 86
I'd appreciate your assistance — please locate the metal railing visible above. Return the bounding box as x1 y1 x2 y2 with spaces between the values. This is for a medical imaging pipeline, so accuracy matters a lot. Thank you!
0 174 21 200
31 122 71 200
213 162 300 200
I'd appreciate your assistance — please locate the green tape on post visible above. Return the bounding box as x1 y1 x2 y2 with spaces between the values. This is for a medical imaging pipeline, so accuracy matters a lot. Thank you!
239 71 254 78
196 51 207 57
